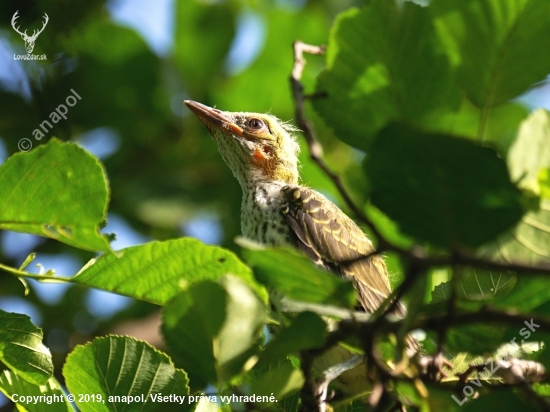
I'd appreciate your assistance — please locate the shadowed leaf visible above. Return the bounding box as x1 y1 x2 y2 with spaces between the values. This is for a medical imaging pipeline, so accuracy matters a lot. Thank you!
162 276 266 387
364 124 524 248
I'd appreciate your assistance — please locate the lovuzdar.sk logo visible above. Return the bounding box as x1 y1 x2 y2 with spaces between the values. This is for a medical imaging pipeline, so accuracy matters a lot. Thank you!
11 10 48 61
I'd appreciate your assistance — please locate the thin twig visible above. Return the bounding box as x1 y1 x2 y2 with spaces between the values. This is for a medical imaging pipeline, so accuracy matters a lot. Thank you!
290 40 390 249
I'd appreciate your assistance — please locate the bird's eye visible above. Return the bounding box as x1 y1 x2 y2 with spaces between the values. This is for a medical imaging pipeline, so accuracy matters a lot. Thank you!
247 118 265 130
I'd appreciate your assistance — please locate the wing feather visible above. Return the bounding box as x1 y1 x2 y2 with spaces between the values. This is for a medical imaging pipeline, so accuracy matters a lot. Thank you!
281 185 405 315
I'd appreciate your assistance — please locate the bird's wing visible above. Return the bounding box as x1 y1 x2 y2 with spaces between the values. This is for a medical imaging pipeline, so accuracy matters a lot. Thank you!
281 185 403 315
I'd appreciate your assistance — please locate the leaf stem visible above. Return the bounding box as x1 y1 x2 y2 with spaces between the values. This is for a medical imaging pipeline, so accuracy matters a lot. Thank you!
0 262 71 282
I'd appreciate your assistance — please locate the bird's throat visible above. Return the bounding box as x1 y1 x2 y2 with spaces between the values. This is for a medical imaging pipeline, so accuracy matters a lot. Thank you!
240 182 291 246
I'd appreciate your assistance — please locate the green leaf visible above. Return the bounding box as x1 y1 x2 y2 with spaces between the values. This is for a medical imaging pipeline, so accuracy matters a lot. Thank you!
0 139 110 252
425 99 528 149
540 168 550 200
256 312 326 368
508 109 550 194
432 0 550 108
162 276 267 387
468 109 550 284
462 389 538 412
249 360 304 407
244 247 355 308
0 371 74 412
364 124 524 248
72 238 265 305
478 110 550 274
446 323 507 355
533 383 550 397
431 270 516 303
0 310 53 385
63 336 190 412
494 275 550 311
482 200 550 263
313 2 458 150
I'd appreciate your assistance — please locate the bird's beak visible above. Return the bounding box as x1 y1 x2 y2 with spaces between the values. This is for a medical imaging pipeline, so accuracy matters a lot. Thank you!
184 100 243 135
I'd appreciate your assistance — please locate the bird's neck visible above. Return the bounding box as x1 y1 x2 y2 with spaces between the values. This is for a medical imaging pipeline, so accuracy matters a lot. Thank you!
240 180 291 245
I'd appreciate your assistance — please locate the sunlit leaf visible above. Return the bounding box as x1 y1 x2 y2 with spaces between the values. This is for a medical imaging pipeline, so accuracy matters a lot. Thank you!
0 371 73 412
63 336 190 412
0 310 53 385
313 1 458 150
0 139 111 252
72 238 264 305
432 0 550 108
540 169 550 200
508 109 550 194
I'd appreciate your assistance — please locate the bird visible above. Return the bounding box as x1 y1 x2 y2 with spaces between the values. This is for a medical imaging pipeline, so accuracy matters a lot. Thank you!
184 100 405 316
184 100 411 395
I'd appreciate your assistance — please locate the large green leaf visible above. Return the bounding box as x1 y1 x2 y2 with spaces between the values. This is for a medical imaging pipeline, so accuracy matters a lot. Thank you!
0 371 74 412
313 1 458 150
432 0 550 108
72 238 264 305
0 310 53 385
162 276 266 387
0 139 110 252
244 247 355 308
63 336 190 412
364 124 524 248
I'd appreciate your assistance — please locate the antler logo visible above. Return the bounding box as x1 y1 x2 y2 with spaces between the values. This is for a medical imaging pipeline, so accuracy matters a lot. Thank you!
11 11 49 54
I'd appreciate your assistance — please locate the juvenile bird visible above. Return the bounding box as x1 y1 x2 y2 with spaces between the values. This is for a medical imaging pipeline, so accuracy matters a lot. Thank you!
184 100 405 317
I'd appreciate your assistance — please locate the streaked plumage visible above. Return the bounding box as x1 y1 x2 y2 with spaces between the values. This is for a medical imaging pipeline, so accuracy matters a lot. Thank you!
184 100 403 317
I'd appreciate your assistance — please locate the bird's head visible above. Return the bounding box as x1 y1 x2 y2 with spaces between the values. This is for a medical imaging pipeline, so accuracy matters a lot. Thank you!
185 100 300 188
